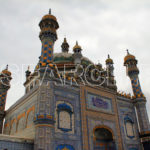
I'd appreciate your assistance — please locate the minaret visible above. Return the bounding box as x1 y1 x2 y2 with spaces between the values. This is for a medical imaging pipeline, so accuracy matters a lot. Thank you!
61 38 69 53
124 50 150 149
105 55 116 89
34 10 58 150
73 41 82 64
39 9 59 67
0 65 12 133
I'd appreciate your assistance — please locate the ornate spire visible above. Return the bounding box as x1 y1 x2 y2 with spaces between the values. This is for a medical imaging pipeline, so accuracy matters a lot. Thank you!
61 37 69 53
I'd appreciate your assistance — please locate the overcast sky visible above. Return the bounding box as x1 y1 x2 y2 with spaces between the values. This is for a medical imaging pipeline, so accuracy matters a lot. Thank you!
0 0 150 119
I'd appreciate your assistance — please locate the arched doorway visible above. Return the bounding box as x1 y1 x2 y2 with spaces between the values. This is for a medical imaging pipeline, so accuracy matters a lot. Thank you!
93 126 116 150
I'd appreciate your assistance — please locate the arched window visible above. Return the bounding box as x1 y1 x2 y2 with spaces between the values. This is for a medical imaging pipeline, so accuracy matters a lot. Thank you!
26 110 34 127
57 103 73 132
124 116 135 138
17 117 25 132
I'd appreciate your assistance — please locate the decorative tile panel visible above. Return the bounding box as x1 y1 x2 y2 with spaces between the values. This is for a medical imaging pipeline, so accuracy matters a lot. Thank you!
87 92 113 113
56 144 74 150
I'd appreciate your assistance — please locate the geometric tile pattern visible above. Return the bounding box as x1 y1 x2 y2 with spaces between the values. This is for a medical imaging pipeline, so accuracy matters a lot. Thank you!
0 91 7 111
0 140 33 150
40 41 53 64
131 77 143 97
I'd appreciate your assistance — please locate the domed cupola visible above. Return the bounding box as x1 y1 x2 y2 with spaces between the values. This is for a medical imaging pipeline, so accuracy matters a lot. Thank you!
39 9 59 41
73 41 82 53
124 49 136 65
73 41 82 64
124 50 139 76
106 54 114 65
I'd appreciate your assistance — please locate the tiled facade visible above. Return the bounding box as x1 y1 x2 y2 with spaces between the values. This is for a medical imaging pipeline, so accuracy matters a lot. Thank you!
0 134 33 150
80 86 123 150
0 10 149 150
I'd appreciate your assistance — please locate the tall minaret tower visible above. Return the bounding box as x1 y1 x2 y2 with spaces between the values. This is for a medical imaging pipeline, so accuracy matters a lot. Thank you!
34 10 59 150
39 9 59 67
0 65 12 133
124 50 150 150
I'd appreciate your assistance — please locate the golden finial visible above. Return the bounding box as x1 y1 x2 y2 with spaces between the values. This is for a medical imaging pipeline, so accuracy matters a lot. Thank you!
64 37 67 43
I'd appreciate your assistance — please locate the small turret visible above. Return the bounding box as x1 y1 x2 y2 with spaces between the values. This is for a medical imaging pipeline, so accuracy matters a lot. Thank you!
106 54 114 76
105 55 116 89
73 41 82 64
61 38 69 53
0 65 12 133
25 66 31 79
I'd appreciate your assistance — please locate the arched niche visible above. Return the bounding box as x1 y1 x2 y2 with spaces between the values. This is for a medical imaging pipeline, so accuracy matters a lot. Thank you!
17 113 25 132
124 115 135 139
93 126 116 150
26 106 35 127
56 102 73 132
10 119 16 135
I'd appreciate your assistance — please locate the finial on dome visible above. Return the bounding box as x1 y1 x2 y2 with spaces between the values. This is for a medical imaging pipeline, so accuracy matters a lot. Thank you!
6 64 8 70
126 49 129 55
76 41 78 46
108 54 110 58
64 37 67 43
49 9 51 14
